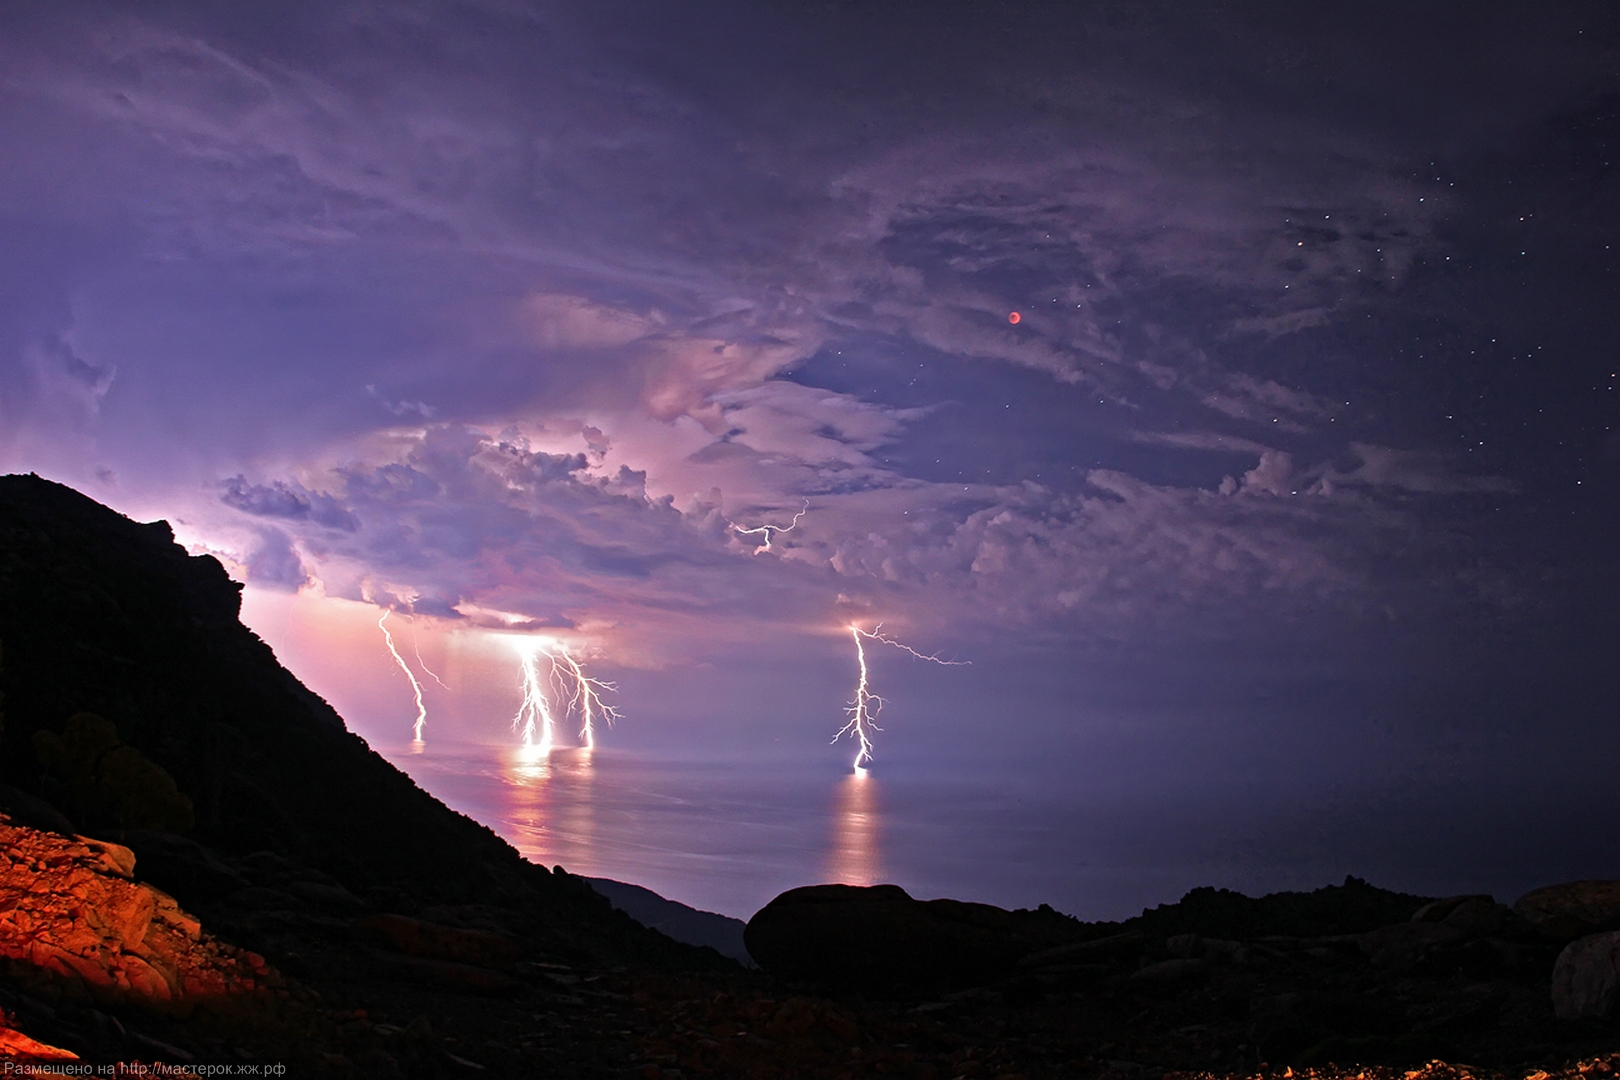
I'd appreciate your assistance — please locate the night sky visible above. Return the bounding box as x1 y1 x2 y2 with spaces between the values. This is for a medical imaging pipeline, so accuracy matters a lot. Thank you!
3 1 1618 916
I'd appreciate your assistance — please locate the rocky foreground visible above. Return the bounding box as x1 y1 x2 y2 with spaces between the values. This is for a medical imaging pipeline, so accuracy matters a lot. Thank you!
2 800 1619 1077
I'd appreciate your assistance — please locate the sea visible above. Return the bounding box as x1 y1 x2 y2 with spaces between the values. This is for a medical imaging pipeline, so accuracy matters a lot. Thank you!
239 590 1620 924
358 736 1619 924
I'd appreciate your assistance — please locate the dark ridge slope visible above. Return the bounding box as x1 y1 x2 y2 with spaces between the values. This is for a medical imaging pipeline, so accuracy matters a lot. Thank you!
0 472 700 966
588 877 754 967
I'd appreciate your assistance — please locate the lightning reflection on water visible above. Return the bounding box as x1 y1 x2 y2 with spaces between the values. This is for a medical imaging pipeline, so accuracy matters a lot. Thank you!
826 767 882 885
503 746 598 874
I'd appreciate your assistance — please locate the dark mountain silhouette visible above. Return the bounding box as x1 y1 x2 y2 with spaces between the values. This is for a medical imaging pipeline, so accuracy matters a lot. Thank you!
586 877 753 967
0 472 700 966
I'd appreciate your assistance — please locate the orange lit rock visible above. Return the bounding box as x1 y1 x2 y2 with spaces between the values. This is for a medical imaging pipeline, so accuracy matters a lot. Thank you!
0 813 273 1015
0 1023 80 1063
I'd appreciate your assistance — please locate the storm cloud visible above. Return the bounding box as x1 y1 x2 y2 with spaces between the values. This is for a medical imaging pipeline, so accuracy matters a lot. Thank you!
1 0 1614 752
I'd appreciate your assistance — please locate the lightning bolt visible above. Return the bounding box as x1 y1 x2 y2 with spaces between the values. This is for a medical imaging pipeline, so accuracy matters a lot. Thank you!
410 618 450 689
861 629 967 666
834 626 882 770
833 624 968 770
508 637 619 756
550 647 621 750
378 610 429 744
512 640 559 756
729 499 808 554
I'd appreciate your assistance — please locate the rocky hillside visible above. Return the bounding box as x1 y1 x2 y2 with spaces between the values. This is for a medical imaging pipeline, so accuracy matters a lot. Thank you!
0 473 706 967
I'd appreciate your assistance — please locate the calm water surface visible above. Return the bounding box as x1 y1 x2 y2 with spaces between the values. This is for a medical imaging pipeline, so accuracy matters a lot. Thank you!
388 744 899 919
366 738 1618 922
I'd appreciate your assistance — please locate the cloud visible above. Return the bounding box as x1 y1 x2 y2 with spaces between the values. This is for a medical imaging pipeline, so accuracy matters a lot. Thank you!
1199 374 1334 430
244 527 307 591
1128 430 1277 455
805 471 1367 630
711 382 917 471
807 132 1444 421
1229 450 1299 497
1228 306 1334 339
212 425 839 652
25 329 115 417
366 385 438 420
771 435 1521 637
4 4 1444 431
520 294 658 350
199 397 1529 664
1323 444 1517 496
0 1 1547 667
639 327 822 431
221 476 360 532
211 416 1385 652
1216 445 1515 499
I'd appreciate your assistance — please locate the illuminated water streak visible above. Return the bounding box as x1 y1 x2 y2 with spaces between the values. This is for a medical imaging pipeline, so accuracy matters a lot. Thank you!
503 747 597 874
826 768 882 885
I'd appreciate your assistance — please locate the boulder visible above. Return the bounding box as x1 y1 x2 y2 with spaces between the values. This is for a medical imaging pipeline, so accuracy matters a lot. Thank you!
1359 920 1467 969
225 886 305 913
1551 931 1620 1020
1018 931 1145 969
1410 895 1493 924
1127 877 1431 940
1439 898 1511 938
743 883 1078 989
1514 881 1620 941
360 949 521 996
32 713 194 833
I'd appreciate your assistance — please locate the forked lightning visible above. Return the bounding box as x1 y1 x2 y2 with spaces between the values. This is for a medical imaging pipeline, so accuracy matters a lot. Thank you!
509 637 620 754
833 624 968 769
